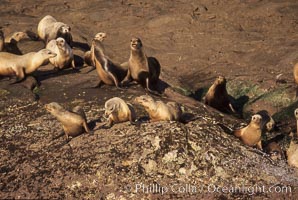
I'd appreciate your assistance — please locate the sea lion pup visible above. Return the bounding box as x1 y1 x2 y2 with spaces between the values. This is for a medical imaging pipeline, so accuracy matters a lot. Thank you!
45 102 90 139
92 39 127 89
37 15 73 46
264 142 283 161
135 95 182 122
256 110 275 133
103 97 136 128
121 37 161 94
84 32 107 67
233 114 263 150
287 132 298 168
204 76 236 113
0 49 56 82
46 37 75 70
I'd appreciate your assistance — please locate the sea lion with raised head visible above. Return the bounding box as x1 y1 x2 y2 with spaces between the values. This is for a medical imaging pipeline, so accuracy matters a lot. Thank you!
135 95 182 122
45 102 90 139
37 15 73 46
46 37 75 69
0 49 56 82
204 76 236 113
121 37 161 94
92 38 127 89
233 114 263 149
84 32 107 67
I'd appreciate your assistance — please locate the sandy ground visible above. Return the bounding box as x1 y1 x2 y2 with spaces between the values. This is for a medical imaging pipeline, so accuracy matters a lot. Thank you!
0 0 298 199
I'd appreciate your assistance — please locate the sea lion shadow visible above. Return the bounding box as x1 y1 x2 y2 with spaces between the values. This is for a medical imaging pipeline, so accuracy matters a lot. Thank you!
74 54 84 67
88 118 102 130
189 88 206 101
72 41 90 51
231 95 249 116
35 67 81 82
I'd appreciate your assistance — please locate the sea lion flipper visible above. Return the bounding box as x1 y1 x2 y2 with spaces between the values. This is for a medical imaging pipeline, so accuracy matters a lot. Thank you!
121 68 132 86
83 121 90 133
71 59 76 69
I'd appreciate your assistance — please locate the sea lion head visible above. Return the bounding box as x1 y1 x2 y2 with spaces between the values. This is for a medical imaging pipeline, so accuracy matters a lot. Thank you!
94 32 107 41
59 25 71 34
215 75 226 86
251 114 262 125
135 95 154 109
56 37 66 48
130 37 142 51
11 31 28 42
295 108 298 120
40 49 57 58
44 102 64 114
104 100 118 118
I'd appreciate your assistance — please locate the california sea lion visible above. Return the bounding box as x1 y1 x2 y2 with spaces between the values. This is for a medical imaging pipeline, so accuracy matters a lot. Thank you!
121 37 161 94
0 31 28 54
37 15 73 46
233 114 262 149
104 97 136 128
45 102 90 139
0 49 56 82
84 32 107 67
46 37 75 69
5 31 28 43
204 76 236 113
135 95 182 122
92 38 127 89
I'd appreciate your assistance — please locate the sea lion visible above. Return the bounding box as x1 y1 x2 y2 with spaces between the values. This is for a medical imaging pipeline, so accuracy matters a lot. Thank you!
46 37 75 69
256 110 275 133
92 38 127 88
45 102 90 139
135 95 182 122
121 37 161 94
287 132 298 168
37 15 73 46
0 49 56 82
104 97 136 128
233 114 263 149
204 76 236 113
84 32 107 67
264 142 283 161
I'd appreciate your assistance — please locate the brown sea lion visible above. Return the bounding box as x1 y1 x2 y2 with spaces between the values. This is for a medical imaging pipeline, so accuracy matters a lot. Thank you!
234 114 262 149
84 32 107 67
0 31 28 54
135 95 182 122
204 76 236 113
46 37 75 69
104 97 136 128
0 49 56 82
37 15 73 46
121 37 161 94
92 39 127 89
45 102 90 139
